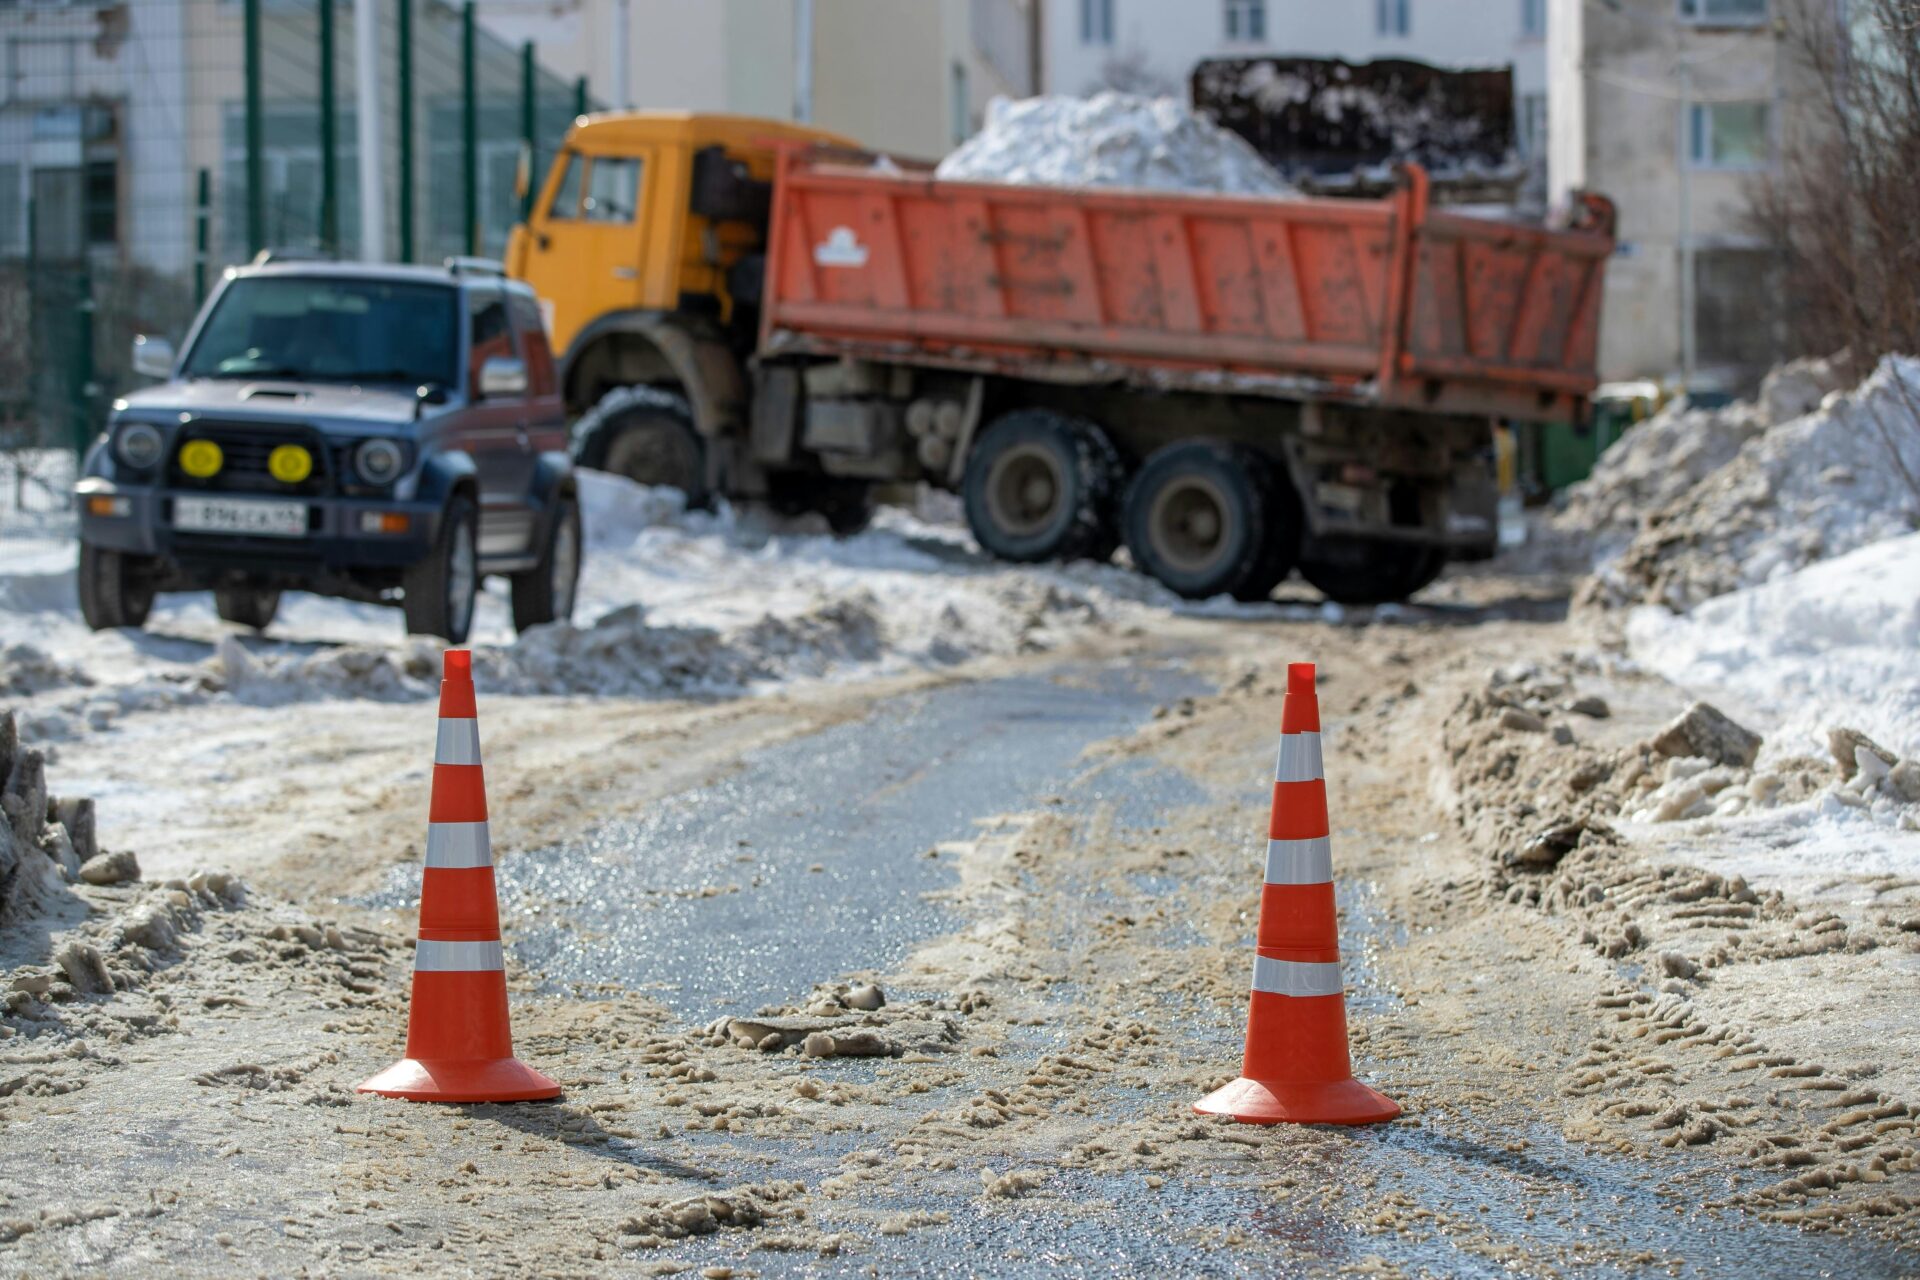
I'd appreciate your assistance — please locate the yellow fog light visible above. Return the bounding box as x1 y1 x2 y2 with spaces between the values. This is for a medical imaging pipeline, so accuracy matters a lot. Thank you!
268 443 314 484
178 439 224 479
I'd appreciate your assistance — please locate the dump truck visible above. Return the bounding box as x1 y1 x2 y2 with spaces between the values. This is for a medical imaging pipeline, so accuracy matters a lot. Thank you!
507 111 1614 602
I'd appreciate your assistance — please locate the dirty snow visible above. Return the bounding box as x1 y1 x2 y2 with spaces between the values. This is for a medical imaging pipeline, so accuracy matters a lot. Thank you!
1582 354 1920 611
935 93 1296 197
1627 531 1920 765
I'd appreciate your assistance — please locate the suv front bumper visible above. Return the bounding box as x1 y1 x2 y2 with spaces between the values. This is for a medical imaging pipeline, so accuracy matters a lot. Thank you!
76 478 443 576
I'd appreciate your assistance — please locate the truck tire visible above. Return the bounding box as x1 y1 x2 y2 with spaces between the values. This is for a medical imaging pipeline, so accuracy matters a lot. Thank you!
213 585 281 631
403 494 480 644
510 493 582 633
577 386 709 509
962 410 1120 563
765 474 875 536
77 544 156 632
1122 442 1297 601
1298 540 1447 605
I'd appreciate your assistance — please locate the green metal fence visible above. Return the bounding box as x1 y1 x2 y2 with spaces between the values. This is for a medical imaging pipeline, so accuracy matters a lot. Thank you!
0 0 593 480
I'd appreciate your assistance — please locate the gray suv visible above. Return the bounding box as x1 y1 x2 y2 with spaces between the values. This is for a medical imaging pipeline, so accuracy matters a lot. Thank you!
75 257 580 643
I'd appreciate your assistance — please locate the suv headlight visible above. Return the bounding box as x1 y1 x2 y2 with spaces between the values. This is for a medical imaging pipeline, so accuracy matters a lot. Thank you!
113 422 164 470
354 438 406 485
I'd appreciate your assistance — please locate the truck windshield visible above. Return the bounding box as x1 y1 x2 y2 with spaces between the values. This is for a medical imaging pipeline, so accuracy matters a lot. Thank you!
180 276 459 390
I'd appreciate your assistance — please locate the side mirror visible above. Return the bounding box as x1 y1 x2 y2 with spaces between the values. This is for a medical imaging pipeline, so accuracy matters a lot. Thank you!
131 335 174 380
477 356 528 399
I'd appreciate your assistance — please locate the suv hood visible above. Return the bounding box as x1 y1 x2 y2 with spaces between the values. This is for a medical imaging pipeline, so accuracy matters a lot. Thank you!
117 380 432 431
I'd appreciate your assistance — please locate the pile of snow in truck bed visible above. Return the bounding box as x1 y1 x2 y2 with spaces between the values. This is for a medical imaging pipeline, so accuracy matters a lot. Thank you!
935 93 1296 197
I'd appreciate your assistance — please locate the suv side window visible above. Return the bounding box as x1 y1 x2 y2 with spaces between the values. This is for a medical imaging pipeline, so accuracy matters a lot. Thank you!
505 291 556 397
465 285 518 398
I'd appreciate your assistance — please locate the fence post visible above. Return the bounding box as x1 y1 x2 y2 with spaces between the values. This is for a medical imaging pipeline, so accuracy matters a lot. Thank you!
462 1 478 256
398 0 414 263
520 41 536 221
244 0 265 256
319 0 338 254
194 169 210 304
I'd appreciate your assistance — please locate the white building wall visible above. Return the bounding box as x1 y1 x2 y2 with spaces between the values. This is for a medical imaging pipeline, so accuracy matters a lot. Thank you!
1041 0 1546 100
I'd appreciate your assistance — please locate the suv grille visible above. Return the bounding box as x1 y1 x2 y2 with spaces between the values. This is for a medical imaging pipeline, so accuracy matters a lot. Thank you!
170 422 336 495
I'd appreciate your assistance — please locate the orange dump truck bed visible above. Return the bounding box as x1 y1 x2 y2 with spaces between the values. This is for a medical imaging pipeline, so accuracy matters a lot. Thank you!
761 151 1615 424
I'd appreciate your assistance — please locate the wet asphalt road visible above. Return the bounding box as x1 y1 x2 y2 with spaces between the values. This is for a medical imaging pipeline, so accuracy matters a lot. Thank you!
366 656 1917 1277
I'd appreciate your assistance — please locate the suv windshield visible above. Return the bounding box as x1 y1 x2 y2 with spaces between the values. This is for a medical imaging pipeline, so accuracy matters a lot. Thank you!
181 276 459 389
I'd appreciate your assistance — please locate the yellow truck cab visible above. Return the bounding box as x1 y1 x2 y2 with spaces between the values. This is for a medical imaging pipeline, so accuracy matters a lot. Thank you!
506 112 855 511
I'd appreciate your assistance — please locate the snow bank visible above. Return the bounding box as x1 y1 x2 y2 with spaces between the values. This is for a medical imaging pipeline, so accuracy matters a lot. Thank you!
1584 354 1920 612
936 93 1295 197
1628 531 1920 764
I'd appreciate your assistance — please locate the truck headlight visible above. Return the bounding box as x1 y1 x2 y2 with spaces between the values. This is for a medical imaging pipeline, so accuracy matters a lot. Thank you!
354 438 406 485
114 422 164 470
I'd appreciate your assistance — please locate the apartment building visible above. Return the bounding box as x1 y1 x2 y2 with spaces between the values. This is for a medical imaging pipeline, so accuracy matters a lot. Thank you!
1549 0 1791 390
474 0 1039 159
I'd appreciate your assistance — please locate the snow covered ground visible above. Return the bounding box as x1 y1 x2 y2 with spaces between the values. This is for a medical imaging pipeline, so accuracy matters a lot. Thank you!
1625 530 1920 895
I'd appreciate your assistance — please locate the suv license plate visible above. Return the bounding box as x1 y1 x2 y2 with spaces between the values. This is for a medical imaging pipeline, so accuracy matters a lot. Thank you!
173 496 308 538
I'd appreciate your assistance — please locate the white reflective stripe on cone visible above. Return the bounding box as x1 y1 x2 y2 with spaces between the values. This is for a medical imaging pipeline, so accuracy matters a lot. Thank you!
1274 731 1323 783
1264 836 1332 885
414 939 504 972
435 718 482 766
1251 956 1343 998
425 822 492 869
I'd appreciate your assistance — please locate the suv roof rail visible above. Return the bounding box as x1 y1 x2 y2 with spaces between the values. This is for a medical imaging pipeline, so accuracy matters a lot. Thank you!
252 247 334 266
443 256 506 277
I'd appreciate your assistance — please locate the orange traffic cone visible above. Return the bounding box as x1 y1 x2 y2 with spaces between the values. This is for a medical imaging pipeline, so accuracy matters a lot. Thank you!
1194 661 1398 1126
359 649 560 1103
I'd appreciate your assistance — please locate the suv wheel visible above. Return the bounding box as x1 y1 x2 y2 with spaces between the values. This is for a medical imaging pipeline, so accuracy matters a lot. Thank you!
214 585 281 631
510 493 582 634
78 543 157 632
403 494 480 643
581 386 708 508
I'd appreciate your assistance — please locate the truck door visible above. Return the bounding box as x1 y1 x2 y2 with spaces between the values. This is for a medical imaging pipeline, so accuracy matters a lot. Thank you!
516 149 651 363
462 283 534 557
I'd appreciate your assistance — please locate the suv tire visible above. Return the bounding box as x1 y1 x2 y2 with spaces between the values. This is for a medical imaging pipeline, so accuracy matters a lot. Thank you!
962 410 1120 563
1123 442 1297 601
581 386 708 509
78 544 157 631
214 585 281 631
510 493 582 633
403 493 480 643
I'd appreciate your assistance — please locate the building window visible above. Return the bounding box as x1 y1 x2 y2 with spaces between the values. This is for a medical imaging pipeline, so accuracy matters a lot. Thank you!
1679 0 1767 23
1521 0 1545 38
1080 0 1114 45
84 157 116 248
1687 101 1770 169
950 61 971 146
1517 93 1547 159
1376 0 1409 36
1225 0 1266 41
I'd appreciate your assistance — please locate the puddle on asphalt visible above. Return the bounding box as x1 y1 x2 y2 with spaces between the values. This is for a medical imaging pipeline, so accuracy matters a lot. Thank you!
365 658 1208 1018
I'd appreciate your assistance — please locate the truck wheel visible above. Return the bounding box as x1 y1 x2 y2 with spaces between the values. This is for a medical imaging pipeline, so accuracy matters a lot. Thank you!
77 543 156 632
1298 540 1447 605
510 493 582 634
962 410 1119 563
403 494 480 644
580 386 708 509
1122 442 1297 601
213 585 281 631
765 475 875 536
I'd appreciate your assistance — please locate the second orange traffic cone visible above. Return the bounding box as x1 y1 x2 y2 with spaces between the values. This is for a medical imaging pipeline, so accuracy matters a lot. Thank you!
359 649 560 1104
1194 661 1398 1126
